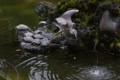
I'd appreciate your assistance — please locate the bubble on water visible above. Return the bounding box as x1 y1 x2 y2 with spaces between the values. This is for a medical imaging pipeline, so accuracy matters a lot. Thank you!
91 70 100 75
78 66 116 80
16 54 117 80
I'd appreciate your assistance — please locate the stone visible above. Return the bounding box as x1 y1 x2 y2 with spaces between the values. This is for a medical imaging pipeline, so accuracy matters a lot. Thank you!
42 32 54 40
15 24 28 30
38 21 47 27
23 36 34 43
32 39 41 45
24 32 34 37
34 1 56 20
34 34 43 39
20 42 41 51
40 38 49 46
34 30 42 34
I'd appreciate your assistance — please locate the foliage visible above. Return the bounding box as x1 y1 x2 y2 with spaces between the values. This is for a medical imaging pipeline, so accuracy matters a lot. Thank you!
50 0 120 26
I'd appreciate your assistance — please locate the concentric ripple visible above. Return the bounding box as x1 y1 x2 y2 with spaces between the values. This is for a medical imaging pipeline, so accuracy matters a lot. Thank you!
16 55 61 80
78 66 116 80
16 54 118 80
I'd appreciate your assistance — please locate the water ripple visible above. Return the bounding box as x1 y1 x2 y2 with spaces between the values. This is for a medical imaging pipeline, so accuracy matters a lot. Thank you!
16 55 118 80
78 66 116 80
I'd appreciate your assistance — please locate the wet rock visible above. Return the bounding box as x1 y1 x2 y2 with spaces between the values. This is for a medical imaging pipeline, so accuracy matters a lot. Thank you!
24 32 34 37
33 34 43 39
37 21 50 33
16 24 29 30
20 42 41 51
51 33 66 44
32 39 41 45
38 21 47 27
37 26 49 33
34 1 56 20
42 32 54 40
40 38 49 46
51 23 59 32
16 1 120 54
46 43 60 51
60 46 67 50
23 36 34 43
15 24 33 42
65 38 80 53
34 30 42 34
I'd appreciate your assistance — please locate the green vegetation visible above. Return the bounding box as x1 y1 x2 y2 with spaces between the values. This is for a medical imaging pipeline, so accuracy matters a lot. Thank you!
51 0 120 26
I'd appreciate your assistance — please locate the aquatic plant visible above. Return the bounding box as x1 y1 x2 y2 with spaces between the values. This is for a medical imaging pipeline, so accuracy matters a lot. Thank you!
0 59 19 80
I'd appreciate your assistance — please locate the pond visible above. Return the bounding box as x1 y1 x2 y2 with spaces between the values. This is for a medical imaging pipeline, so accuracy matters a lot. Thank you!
0 0 120 80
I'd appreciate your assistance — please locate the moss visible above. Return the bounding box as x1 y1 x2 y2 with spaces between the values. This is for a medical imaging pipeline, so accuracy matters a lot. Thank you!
50 0 120 27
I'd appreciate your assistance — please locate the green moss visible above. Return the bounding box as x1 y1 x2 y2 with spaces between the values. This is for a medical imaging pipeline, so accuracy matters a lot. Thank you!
50 0 120 27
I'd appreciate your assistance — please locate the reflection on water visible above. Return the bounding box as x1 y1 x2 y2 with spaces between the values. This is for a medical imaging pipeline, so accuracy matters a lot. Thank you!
15 53 120 80
79 66 116 80
0 59 17 80
1 0 120 80
0 0 59 56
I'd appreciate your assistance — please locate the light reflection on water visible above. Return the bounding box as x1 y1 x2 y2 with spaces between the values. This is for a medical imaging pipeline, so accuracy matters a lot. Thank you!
15 53 118 80
79 66 116 80
0 0 120 80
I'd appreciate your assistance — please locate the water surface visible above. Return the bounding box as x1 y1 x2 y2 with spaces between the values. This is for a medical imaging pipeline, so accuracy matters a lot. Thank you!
0 0 120 80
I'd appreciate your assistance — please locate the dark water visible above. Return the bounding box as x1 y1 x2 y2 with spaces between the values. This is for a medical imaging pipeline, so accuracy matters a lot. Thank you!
0 0 120 80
